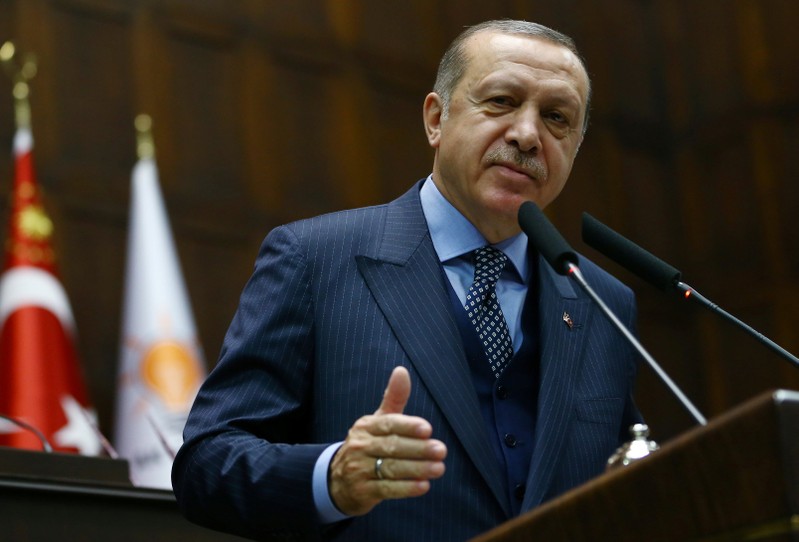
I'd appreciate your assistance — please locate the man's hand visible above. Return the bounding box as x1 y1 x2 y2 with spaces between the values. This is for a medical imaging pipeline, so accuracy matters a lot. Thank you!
328 366 448 516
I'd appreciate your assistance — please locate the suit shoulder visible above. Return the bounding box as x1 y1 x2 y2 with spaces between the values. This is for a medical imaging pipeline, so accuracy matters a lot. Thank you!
266 182 424 254
258 202 390 263
288 203 389 240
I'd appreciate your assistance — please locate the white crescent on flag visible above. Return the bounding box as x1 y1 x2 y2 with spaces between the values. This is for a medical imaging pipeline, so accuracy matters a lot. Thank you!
0 266 76 331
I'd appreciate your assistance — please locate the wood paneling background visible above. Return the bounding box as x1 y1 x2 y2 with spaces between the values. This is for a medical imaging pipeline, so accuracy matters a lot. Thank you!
1 0 798 446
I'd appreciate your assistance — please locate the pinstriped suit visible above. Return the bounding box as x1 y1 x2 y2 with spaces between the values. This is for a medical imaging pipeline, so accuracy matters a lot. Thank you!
172 181 642 541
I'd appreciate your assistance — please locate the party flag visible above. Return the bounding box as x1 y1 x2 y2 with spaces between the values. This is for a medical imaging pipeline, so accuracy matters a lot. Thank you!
114 116 205 488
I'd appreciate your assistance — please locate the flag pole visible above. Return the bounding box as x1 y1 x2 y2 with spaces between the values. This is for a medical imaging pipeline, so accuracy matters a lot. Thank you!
134 113 155 160
0 41 37 130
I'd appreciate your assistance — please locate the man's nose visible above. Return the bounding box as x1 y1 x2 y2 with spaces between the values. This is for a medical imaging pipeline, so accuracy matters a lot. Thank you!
505 107 542 153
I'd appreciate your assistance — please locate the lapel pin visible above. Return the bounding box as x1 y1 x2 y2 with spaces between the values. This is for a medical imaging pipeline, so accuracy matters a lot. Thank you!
562 312 574 329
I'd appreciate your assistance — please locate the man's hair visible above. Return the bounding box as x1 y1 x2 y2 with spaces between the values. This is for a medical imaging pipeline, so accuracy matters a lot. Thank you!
433 19 591 134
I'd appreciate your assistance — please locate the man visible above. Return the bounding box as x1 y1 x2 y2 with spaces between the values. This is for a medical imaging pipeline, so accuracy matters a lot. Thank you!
172 19 642 541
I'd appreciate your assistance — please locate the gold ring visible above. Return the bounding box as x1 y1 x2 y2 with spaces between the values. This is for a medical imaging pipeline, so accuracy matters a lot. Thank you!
375 457 385 480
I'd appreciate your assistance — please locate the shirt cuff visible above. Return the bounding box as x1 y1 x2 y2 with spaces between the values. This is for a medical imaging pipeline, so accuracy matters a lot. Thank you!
312 441 350 524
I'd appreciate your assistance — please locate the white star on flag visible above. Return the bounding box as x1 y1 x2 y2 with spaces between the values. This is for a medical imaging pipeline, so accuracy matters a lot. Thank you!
54 395 102 456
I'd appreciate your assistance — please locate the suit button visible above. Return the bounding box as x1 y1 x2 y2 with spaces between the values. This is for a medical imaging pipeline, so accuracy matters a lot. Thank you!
504 433 517 448
514 484 526 501
496 385 508 399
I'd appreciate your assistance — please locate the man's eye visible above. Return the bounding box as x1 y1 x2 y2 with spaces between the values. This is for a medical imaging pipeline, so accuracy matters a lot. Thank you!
489 96 512 106
547 111 568 123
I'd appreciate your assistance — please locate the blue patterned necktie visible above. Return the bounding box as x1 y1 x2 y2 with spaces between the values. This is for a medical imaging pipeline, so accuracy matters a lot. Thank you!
464 247 513 377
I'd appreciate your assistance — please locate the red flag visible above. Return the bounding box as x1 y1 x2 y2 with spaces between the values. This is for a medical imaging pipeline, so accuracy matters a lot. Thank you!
0 127 100 454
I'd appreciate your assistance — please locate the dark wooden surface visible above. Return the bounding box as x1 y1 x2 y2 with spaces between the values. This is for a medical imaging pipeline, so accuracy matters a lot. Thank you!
0 447 248 541
0 0 798 444
471 389 799 542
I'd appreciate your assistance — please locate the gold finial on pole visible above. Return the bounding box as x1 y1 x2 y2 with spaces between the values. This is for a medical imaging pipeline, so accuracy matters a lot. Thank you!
135 114 155 160
1 41 38 130
0 41 16 63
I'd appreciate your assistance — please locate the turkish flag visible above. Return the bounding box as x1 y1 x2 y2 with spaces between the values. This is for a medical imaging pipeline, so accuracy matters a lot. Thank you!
0 127 100 455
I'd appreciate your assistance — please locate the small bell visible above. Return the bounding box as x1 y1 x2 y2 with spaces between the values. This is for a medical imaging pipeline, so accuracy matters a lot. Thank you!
606 423 659 471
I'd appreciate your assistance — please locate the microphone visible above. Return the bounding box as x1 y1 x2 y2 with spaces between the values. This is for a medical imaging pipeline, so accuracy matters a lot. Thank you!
518 201 707 426
517 201 578 274
582 213 799 370
76 405 119 459
582 213 680 291
0 413 53 452
145 410 177 460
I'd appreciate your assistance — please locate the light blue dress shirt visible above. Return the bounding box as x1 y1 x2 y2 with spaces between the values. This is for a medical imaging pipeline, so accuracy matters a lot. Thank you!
312 176 532 523
419 176 530 351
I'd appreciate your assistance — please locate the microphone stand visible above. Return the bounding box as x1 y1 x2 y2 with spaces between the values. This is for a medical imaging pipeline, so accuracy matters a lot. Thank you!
568 264 708 426
0 413 53 452
583 211 799 372
519 200 708 427
675 282 799 370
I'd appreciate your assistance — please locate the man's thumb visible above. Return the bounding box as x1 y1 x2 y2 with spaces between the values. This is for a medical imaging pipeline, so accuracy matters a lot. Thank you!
374 366 411 415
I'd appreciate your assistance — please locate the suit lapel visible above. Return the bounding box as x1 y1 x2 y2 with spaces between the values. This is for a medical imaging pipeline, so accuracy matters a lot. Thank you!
356 185 511 517
522 256 595 510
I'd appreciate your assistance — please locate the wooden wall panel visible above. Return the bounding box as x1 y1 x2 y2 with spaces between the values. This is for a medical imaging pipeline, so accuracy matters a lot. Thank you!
62 211 126 431
0 1 16 174
162 32 245 204
367 82 434 199
777 121 799 277
345 1 438 68
629 0 799 435
237 41 286 217
0 0 798 449
256 0 332 45
271 65 348 215
46 1 135 192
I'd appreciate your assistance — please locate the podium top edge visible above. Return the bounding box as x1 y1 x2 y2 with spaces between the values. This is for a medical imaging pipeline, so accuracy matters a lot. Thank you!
774 389 799 404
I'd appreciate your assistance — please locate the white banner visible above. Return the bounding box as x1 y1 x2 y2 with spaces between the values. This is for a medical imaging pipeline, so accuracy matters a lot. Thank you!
114 157 206 489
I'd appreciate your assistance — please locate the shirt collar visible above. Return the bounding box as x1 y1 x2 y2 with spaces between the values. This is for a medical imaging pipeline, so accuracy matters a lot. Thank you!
419 175 530 283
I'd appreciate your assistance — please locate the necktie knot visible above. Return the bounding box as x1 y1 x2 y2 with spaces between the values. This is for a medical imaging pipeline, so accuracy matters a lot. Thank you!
472 246 508 286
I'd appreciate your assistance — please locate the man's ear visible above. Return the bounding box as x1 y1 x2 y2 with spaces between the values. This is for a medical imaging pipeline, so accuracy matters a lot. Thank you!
423 92 443 149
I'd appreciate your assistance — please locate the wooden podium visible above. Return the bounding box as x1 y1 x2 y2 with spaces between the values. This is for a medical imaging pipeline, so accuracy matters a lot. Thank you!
1 389 796 541
0 446 246 541
473 389 799 542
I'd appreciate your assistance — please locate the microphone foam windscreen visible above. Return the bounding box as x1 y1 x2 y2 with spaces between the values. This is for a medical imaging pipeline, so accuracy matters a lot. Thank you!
518 201 577 275
581 212 681 291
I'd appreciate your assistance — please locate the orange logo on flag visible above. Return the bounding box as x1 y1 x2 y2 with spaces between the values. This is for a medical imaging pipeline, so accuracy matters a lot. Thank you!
141 341 201 411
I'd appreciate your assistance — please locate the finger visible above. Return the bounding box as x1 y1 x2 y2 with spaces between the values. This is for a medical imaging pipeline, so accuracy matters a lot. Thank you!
374 366 411 416
356 413 433 439
368 435 448 462
373 457 446 481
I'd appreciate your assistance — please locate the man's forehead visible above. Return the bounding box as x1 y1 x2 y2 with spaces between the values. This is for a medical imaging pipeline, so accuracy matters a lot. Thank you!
460 31 589 98
465 31 583 71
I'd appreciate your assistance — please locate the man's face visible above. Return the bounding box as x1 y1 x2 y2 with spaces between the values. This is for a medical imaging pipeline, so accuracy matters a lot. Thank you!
424 31 589 242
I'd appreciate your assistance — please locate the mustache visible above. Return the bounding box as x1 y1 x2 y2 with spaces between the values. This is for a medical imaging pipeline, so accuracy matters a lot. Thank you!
486 147 547 180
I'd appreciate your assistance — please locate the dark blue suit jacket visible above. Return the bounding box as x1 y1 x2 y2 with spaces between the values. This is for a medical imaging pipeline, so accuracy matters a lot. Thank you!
172 182 641 541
